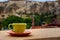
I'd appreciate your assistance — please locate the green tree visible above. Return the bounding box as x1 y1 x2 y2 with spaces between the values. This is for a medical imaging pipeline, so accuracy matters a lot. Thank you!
2 15 23 29
2 15 32 29
24 18 32 29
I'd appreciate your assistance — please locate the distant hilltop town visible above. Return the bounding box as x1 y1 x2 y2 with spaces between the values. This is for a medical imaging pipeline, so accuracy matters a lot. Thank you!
0 0 60 20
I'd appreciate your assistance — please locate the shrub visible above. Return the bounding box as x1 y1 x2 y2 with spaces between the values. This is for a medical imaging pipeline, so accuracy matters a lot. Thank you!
34 13 41 26
2 15 32 29
24 18 32 29
2 15 24 29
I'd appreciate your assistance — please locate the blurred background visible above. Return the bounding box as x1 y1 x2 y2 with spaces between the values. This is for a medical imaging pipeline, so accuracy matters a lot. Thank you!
0 0 60 30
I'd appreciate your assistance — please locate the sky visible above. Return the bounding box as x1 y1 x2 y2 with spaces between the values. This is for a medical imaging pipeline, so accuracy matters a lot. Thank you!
0 0 56 2
28 0 56 2
0 0 8 2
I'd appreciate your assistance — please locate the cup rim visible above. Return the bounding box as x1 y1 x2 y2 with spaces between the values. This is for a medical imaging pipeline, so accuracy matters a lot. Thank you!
12 23 27 25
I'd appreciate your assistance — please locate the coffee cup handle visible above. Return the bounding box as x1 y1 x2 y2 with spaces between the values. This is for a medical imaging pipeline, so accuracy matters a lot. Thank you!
8 24 12 29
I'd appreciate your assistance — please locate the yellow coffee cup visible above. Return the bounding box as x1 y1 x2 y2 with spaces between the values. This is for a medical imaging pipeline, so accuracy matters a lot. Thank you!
8 23 27 33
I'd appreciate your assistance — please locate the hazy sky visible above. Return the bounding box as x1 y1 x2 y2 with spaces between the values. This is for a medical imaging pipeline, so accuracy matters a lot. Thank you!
0 0 8 2
0 0 56 2
28 0 56 2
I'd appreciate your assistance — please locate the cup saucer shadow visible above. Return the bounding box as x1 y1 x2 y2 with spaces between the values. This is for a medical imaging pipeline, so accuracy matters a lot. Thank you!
8 34 32 37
